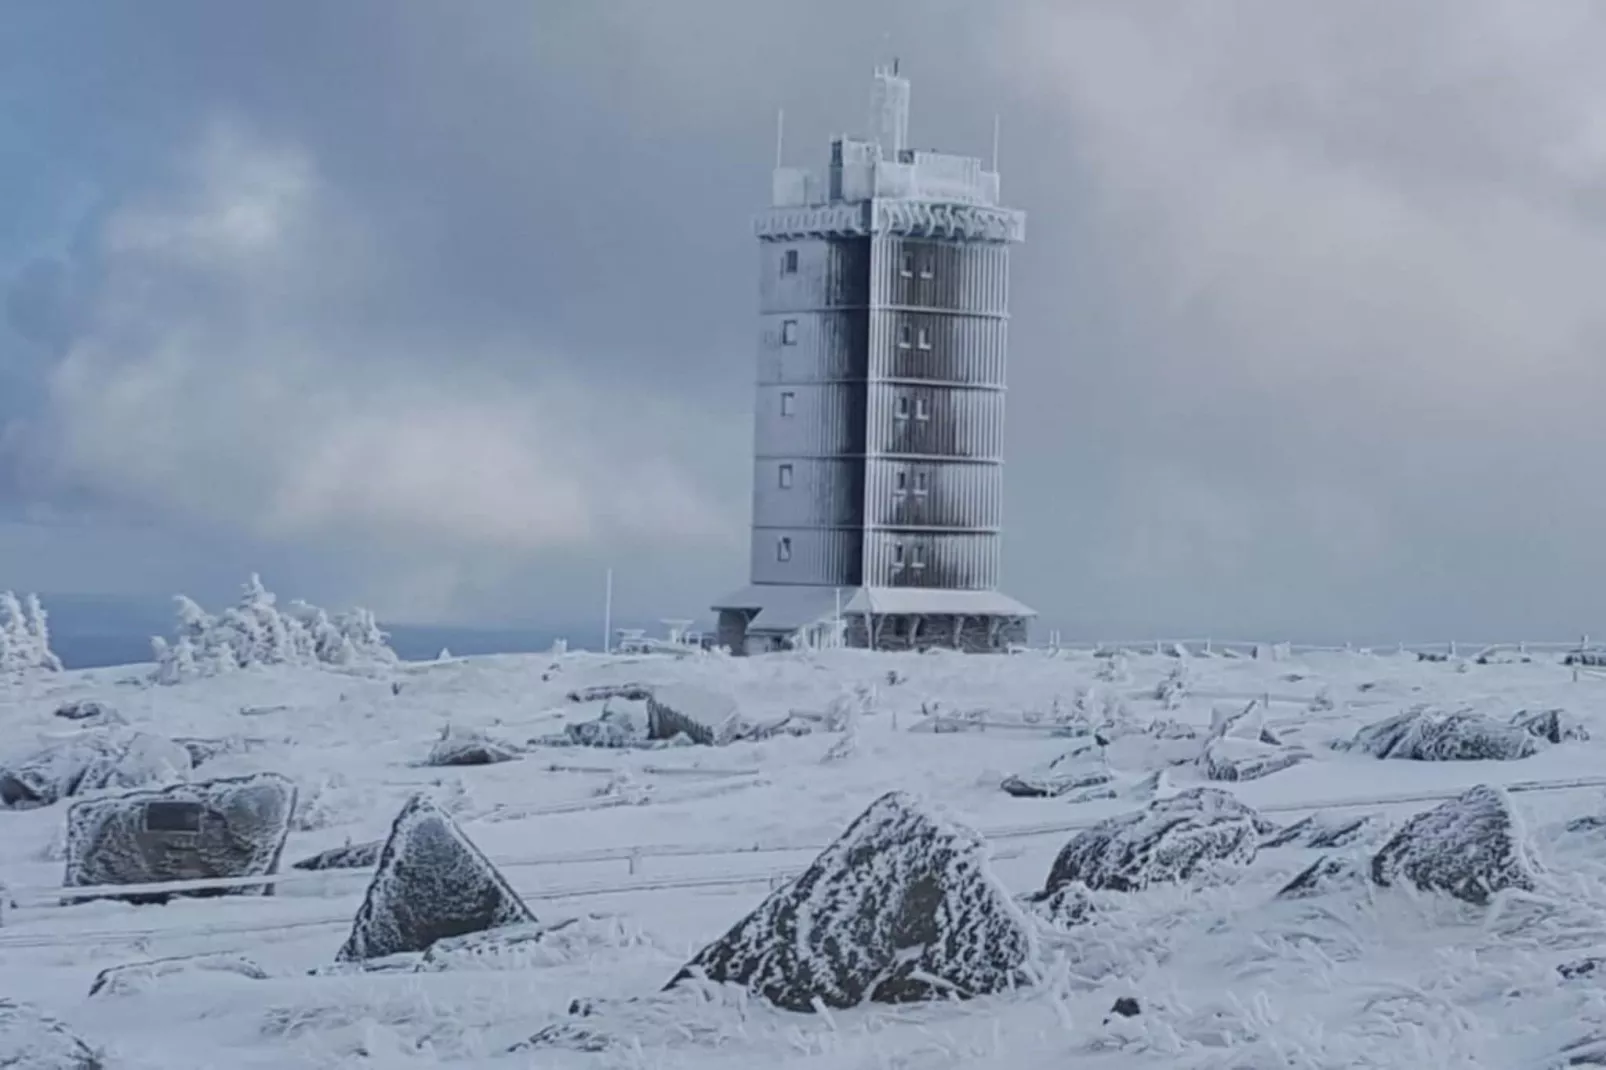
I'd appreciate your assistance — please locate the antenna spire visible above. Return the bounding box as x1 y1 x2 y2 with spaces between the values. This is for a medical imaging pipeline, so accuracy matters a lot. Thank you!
775 108 785 169
991 113 1001 172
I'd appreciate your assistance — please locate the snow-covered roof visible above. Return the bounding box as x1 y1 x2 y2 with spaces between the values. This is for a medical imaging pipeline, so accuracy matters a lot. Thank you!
846 587 1037 619
713 584 1036 633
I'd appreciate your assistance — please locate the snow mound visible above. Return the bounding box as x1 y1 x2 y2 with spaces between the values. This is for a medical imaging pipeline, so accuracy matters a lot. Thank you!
418 913 655 972
336 794 536 962
89 952 269 997
0 592 63 675
424 725 521 766
1510 707 1589 744
558 699 650 748
151 573 396 684
1000 739 1113 798
52 700 119 723
647 684 748 745
0 1000 102 1069
1262 811 1387 849
667 790 1035 1011
0 726 191 808
1370 784 1538 905
64 772 297 904
291 839 382 871
1036 787 1269 894
1335 706 1538 761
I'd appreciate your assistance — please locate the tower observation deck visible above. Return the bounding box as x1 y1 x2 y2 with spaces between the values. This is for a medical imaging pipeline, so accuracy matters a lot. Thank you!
711 64 1035 653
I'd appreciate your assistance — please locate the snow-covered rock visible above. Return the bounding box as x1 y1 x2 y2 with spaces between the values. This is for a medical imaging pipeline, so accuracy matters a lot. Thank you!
292 839 383 871
1197 702 1307 780
1021 881 1094 929
560 699 650 748
667 791 1035 1011
646 684 749 746
1000 740 1114 798
151 574 397 684
1262 811 1386 850
1334 706 1538 762
337 794 537 962
63 773 297 904
1369 784 1538 905
0 592 63 675
1036 788 1269 894
0 726 192 809
1510 707 1589 745
0 1000 101 1069
89 953 268 997
425 726 521 767
52 700 119 723
1276 854 1370 899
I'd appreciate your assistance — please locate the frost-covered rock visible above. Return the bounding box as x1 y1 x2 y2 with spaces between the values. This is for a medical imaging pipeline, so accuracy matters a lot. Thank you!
337 794 536 962
1037 788 1269 895
0 1000 101 1069
646 684 749 746
89 953 268 997
63 773 297 904
173 735 263 768
1510 707 1589 745
152 574 397 684
560 699 649 748
0 592 63 675
1001 741 1113 798
1262 811 1385 850
1198 702 1307 780
1334 706 1538 762
1370 784 1538 905
1276 854 1370 900
0 726 191 808
52 700 119 723
566 683 653 703
667 791 1035 1011
425 726 521 767
1021 881 1094 929
292 839 383 871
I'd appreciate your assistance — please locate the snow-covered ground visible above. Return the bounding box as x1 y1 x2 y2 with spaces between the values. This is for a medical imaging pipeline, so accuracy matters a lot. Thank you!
6 645 1606 1068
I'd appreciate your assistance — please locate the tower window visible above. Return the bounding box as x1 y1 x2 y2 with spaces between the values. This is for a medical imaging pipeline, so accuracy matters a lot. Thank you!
898 322 912 349
895 469 908 492
914 397 930 421
911 543 926 568
893 541 905 567
916 326 931 350
895 395 911 420
919 256 934 280
781 319 799 345
777 536 792 562
778 463 793 489
914 470 929 495
900 251 914 278
782 248 799 275
780 390 796 416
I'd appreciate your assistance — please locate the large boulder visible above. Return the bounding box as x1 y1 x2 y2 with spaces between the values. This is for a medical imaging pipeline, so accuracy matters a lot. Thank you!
425 726 520 767
561 700 649 748
52 700 122 724
1035 788 1269 895
1 726 191 808
1370 784 1538 905
1334 707 1536 762
667 791 1035 1011
1198 701 1308 782
1510 708 1589 745
0 1000 103 1069
646 684 748 746
62 773 297 905
1262 811 1385 850
336 794 537 962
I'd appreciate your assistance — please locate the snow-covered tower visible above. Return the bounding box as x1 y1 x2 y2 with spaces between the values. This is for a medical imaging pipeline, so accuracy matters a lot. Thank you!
712 65 1035 654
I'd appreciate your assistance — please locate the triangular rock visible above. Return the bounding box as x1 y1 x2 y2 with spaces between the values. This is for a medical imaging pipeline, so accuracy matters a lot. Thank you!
667 791 1035 1011
1370 784 1538 905
0 999 103 1069
336 794 536 962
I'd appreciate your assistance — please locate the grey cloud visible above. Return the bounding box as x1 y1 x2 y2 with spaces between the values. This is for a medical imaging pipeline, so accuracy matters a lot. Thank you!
7 0 1606 637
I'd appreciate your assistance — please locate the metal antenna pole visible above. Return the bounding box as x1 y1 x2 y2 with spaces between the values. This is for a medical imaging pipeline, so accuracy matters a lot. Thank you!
603 568 613 654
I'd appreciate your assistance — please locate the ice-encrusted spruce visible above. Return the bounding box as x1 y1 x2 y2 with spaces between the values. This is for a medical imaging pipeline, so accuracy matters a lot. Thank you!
336 794 536 962
1036 787 1269 895
666 790 1036 1011
1370 783 1538 905
0 999 103 1069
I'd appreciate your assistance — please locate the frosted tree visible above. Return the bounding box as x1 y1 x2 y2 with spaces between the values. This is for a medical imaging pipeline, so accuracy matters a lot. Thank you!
0 591 64 673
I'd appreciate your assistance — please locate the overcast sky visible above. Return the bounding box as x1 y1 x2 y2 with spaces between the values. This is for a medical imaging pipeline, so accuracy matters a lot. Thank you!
5 0 1606 642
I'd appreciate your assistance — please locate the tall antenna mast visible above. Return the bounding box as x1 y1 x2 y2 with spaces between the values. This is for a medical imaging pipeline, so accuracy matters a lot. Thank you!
775 108 785 169
991 113 1001 172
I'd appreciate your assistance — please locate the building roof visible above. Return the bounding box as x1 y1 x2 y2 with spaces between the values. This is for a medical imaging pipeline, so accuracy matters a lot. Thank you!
712 584 1036 634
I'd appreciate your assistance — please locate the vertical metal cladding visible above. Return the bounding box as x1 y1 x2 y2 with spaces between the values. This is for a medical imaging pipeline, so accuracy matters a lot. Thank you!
862 531 1000 589
864 459 1000 529
866 384 1005 458
870 238 1010 315
752 458 864 528
749 527 862 586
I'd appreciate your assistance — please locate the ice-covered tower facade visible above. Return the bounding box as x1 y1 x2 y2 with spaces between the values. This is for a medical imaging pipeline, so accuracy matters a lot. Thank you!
712 65 1034 654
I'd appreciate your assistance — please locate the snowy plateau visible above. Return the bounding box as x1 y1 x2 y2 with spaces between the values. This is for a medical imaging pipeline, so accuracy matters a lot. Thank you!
8 617 1606 1067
